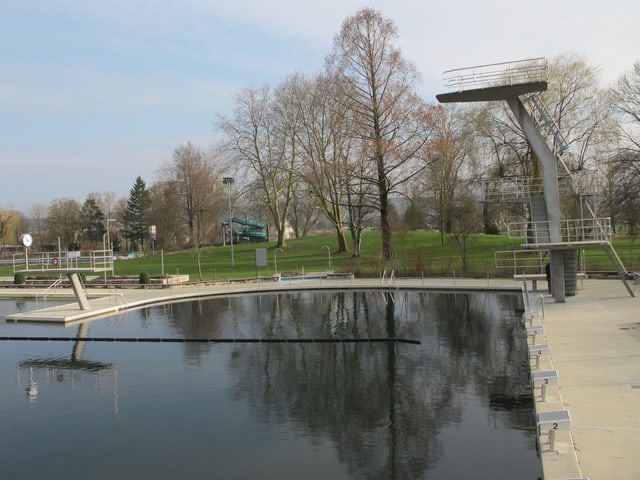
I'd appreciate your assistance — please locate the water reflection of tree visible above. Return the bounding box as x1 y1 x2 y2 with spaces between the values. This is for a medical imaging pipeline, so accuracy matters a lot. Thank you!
430 292 535 433
226 291 466 479
164 290 535 478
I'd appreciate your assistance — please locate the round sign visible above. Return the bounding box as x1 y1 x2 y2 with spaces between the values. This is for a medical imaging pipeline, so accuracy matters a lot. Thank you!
20 234 33 247
52 257 59 266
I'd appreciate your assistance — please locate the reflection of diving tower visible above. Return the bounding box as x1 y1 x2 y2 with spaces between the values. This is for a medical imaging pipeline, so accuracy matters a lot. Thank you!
16 323 118 413
437 58 634 302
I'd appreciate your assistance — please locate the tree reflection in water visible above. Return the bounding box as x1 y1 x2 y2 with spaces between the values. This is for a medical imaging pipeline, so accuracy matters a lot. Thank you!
164 290 540 479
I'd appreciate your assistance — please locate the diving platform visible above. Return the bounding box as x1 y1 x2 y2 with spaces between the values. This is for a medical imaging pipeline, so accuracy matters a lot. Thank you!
12 249 114 311
436 57 548 103
437 82 547 103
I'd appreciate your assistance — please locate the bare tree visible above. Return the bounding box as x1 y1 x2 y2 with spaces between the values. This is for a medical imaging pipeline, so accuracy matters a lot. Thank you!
607 61 640 166
543 53 611 171
162 142 222 279
0 209 19 246
287 180 322 238
344 138 378 257
28 203 48 247
420 104 470 246
605 62 640 233
148 179 185 250
47 198 82 250
295 72 352 252
449 189 484 272
217 82 298 248
91 191 120 224
327 7 429 260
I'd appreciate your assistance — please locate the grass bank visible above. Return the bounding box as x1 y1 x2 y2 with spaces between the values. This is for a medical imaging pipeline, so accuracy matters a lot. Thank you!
105 231 639 281
2 231 637 282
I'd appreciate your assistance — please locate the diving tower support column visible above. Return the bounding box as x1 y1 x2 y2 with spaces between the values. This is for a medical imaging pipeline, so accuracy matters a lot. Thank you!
68 272 91 310
506 96 565 302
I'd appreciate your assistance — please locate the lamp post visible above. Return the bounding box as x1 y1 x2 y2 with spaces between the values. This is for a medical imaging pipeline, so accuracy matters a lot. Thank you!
223 177 235 267
106 219 116 252
105 218 116 278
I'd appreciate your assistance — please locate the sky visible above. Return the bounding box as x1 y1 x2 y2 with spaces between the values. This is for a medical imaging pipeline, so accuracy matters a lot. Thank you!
2 0 638 213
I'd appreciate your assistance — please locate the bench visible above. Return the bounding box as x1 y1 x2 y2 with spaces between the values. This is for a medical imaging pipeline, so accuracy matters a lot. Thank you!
529 343 550 369
537 409 571 452
531 369 558 401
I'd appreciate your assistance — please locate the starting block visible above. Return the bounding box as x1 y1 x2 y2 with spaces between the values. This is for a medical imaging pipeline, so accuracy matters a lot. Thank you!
526 325 544 344
522 310 540 327
531 370 558 401
529 343 550 369
537 409 571 452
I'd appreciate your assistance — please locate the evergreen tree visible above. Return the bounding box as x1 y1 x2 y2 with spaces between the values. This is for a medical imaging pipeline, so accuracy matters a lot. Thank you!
80 196 105 247
123 176 151 251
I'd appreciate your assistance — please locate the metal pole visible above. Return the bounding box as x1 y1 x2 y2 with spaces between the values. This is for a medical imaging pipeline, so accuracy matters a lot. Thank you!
322 245 332 271
274 248 283 274
223 177 235 267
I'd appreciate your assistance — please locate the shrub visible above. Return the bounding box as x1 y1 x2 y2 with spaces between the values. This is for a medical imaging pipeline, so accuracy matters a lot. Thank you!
139 271 150 284
485 223 501 235
14 272 26 285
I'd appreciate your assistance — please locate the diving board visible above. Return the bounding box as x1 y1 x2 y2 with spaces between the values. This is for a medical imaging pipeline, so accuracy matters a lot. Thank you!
13 249 114 311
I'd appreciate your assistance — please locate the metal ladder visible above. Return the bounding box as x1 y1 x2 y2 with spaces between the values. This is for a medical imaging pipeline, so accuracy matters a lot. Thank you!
524 93 569 155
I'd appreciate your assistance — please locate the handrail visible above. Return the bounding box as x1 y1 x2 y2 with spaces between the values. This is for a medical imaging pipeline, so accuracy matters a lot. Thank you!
481 176 530 202
535 294 545 323
11 249 114 273
35 277 65 308
40 277 64 295
495 250 548 274
442 57 548 92
507 217 612 244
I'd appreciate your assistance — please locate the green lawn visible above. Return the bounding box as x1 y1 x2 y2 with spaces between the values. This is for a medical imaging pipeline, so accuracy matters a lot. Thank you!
104 231 639 280
3 231 638 281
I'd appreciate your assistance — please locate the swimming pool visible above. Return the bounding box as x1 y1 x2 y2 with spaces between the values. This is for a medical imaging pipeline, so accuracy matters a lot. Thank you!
0 290 541 479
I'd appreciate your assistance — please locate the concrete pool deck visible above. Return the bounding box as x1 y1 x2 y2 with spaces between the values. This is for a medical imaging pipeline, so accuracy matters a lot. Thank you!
1 276 638 480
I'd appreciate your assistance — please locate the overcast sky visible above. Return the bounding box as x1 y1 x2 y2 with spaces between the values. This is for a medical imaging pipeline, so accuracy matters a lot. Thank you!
2 0 638 212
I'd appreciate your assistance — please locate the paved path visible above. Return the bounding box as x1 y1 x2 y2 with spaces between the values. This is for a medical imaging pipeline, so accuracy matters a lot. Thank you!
1 276 638 479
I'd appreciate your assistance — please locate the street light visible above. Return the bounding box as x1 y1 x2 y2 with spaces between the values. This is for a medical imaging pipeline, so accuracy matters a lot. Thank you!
106 219 116 252
104 219 117 282
223 177 235 267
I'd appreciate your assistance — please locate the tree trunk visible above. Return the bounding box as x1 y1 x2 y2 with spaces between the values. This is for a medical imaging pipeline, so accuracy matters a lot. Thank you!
349 225 362 257
335 225 348 253
276 227 286 248
379 177 393 259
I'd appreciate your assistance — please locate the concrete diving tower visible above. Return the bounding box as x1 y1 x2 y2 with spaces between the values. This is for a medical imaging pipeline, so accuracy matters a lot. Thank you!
436 58 589 302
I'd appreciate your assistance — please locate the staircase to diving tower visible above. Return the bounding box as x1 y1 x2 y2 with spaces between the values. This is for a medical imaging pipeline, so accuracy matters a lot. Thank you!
437 57 635 299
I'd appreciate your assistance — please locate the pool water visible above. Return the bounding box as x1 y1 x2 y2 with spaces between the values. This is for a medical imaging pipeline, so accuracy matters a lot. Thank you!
0 290 542 479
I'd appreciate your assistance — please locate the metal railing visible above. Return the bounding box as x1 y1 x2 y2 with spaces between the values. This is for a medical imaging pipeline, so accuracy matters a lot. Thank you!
11 249 114 273
481 172 590 203
442 57 548 92
507 217 612 244
495 249 548 274
481 176 530 202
